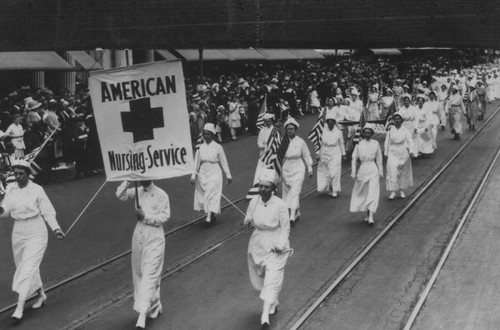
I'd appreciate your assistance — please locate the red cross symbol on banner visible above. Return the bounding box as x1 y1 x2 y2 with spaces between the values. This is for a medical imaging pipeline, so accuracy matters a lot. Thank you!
121 98 164 143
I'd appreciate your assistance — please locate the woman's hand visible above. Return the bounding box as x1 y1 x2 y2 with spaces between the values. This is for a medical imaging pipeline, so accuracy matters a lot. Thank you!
244 217 254 227
190 177 196 185
54 229 65 240
135 208 145 221
351 172 356 179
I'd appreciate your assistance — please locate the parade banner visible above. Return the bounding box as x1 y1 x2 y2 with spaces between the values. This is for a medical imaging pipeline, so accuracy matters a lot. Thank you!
88 60 194 181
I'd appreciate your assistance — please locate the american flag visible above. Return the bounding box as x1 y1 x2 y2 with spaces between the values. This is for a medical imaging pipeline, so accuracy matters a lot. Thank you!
246 123 290 198
462 90 469 106
255 94 268 130
194 132 204 151
384 103 396 131
246 125 281 199
352 110 366 145
307 111 325 154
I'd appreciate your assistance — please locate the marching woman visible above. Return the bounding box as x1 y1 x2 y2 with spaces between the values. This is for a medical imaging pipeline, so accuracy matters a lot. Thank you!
191 123 232 226
384 112 414 200
0 160 65 321
281 118 313 224
415 95 435 156
317 114 346 197
426 91 441 149
466 83 480 131
350 123 384 225
245 169 291 329
116 180 170 329
366 86 381 120
447 85 467 140
398 94 419 156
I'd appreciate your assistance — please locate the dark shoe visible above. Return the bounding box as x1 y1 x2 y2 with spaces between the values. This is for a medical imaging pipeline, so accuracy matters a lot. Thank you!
211 214 217 224
261 322 270 329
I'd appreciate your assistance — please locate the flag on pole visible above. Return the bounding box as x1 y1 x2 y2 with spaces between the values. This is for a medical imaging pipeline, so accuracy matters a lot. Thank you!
271 131 290 178
194 132 204 151
256 94 268 130
307 111 325 154
353 110 366 145
384 103 396 131
246 125 281 199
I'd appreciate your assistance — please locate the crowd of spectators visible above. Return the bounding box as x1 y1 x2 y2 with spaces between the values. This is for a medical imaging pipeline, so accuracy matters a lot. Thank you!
0 85 102 187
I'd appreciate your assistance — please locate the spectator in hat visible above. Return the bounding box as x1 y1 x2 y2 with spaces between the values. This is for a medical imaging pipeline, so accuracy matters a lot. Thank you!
5 114 25 158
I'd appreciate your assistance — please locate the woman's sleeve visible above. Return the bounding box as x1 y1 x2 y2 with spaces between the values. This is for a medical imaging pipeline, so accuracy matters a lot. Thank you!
351 144 359 176
191 149 201 181
143 191 170 226
277 202 290 249
218 145 232 179
245 198 257 223
376 143 384 176
301 139 313 173
384 129 390 156
38 188 60 231
339 131 346 156
116 181 134 201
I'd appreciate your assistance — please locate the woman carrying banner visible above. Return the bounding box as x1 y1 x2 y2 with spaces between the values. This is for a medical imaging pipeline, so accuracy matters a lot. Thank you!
0 160 65 321
281 118 313 224
384 112 414 200
350 123 384 225
317 114 346 197
191 123 232 226
116 180 170 329
245 169 291 328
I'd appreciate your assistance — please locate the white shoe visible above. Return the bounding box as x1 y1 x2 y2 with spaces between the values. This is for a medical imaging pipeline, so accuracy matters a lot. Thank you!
32 292 47 309
136 314 146 329
331 192 338 198
148 303 162 319
12 306 23 320
400 191 406 199
389 192 396 200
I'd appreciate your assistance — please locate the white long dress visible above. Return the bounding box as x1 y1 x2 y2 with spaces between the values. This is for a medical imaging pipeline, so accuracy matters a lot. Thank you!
350 140 383 213
398 105 419 156
192 141 232 214
317 126 345 194
252 125 274 184
384 126 414 191
0 181 61 300
415 106 434 154
246 195 290 304
116 182 170 314
425 100 440 149
5 123 25 158
281 136 313 219
447 94 466 135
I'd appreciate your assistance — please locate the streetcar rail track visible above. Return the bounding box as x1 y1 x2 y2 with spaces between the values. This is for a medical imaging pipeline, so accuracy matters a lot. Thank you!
288 104 500 330
402 133 500 330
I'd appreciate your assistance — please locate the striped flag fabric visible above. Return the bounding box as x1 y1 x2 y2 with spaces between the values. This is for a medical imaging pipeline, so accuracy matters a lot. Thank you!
255 94 268 130
194 132 204 151
246 124 282 199
272 132 290 178
352 110 366 145
4 147 43 185
307 112 325 154
384 103 396 131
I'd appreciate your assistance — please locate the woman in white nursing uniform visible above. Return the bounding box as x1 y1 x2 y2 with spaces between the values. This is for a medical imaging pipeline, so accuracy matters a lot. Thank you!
350 124 384 225
0 159 65 321
191 123 232 226
245 169 291 329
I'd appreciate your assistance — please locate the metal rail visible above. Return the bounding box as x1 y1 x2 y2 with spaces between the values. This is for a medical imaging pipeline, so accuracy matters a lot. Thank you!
288 105 500 330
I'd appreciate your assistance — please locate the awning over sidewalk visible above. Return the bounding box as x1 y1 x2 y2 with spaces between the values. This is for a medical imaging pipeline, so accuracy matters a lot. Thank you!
67 51 103 70
0 51 74 70
155 49 178 61
174 48 324 61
